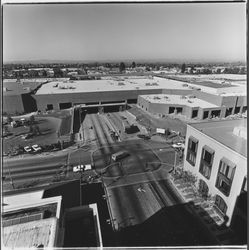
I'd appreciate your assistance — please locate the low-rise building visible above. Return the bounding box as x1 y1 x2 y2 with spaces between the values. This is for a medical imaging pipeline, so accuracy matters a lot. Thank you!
2 190 62 248
183 119 247 227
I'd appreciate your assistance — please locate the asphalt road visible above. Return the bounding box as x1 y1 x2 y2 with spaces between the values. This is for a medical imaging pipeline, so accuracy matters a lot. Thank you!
2 112 181 234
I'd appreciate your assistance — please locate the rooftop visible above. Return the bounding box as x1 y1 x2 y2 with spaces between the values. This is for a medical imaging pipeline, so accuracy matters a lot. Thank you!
3 79 47 96
190 119 247 158
35 76 190 95
2 217 58 249
140 94 218 108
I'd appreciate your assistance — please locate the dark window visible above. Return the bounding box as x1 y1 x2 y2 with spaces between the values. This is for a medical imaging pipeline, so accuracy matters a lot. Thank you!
176 107 183 114
234 106 241 114
47 104 53 110
211 110 221 118
225 108 233 117
199 146 214 179
169 107 175 114
215 158 236 196
203 111 209 119
241 177 247 193
215 195 227 214
242 106 247 113
186 136 198 166
192 109 198 118
59 102 72 110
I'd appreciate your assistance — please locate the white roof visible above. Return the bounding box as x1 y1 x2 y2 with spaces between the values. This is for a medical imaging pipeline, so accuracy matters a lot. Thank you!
140 94 218 108
35 76 190 95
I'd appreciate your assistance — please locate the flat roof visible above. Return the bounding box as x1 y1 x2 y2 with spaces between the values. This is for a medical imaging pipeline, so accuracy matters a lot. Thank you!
3 80 46 96
2 217 57 248
190 119 247 157
35 76 190 95
140 94 218 108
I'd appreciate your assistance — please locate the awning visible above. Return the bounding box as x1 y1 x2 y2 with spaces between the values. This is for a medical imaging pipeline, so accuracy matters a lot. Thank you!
220 157 236 169
189 136 198 144
203 145 215 155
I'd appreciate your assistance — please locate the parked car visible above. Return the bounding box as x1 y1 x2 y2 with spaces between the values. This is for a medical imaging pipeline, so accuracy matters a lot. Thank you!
32 144 42 152
172 142 185 150
21 133 32 140
73 164 92 173
24 146 32 153
137 134 151 140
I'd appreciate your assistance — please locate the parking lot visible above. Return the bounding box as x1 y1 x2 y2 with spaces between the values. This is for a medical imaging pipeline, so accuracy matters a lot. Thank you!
3 109 73 156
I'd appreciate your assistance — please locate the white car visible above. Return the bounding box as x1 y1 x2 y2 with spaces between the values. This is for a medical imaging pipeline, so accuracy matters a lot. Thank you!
24 146 32 153
73 164 92 173
172 143 185 150
32 144 42 152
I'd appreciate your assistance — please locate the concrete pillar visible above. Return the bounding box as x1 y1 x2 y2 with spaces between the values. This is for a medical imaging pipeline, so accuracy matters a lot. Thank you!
208 110 212 119
198 109 204 120
220 106 226 118
239 106 243 114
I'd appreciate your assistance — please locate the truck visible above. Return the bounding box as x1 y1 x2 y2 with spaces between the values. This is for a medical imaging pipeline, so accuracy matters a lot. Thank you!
111 151 129 162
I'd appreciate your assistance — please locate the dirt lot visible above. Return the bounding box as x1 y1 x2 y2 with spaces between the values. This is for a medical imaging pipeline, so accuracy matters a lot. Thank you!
3 109 73 153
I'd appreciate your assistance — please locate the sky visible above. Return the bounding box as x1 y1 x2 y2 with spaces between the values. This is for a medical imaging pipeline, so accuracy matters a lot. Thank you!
3 3 247 63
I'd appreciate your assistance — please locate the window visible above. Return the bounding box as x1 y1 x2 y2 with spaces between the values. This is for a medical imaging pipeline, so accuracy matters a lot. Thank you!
169 107 175 114
186 136 198 166
215 158 236 196
242 106 247 113
241 177 247 193
199 146 214 179
198 179 209 198
192 109 198 118
47 104 53 110
215 195 227 214
234 106 241 114
203 111 209 119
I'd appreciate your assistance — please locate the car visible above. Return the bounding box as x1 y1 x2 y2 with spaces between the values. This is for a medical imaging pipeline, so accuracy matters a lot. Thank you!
172 142 185 150
73 164 92 173
137 134 151 140
21 133 32 140
24 146 32 153
32 144 42 152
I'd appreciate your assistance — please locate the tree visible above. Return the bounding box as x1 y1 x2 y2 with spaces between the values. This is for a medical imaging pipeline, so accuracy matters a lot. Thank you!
131 61 136 68
29 115 35 125
119 62 126 73
181 63 186 73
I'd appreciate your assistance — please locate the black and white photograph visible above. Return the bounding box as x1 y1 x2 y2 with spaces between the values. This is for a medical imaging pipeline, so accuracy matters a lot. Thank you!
1 1 247 249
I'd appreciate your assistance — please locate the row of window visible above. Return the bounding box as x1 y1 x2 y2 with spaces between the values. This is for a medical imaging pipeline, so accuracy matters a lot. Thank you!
186 136 236 197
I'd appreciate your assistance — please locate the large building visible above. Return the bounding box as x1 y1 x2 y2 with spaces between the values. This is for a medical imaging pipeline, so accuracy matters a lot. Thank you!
183 119 247 228
3 79 48 114
3 75 246 117
33 76 193 111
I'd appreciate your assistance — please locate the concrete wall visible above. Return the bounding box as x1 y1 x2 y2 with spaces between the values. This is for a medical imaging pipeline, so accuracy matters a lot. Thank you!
161 88 192 96
194 91 223 106
3 95 25 114
183 125 247 226
34 89 163 111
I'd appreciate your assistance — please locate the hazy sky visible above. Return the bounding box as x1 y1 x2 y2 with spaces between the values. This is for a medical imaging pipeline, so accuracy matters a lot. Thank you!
3 3 246 63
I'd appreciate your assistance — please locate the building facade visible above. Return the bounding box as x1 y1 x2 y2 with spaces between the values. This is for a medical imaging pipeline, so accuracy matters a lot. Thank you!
183 119 247 226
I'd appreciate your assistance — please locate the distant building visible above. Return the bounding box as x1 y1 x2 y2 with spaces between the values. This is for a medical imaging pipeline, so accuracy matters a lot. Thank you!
183 119 247 229
3 79 47 114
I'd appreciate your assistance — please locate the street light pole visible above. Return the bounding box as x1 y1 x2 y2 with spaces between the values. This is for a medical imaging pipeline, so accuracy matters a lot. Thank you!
174 150 177 171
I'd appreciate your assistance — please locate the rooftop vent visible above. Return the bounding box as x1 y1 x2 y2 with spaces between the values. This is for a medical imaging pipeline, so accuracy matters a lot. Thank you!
233 126 247 140
153 96 161 100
